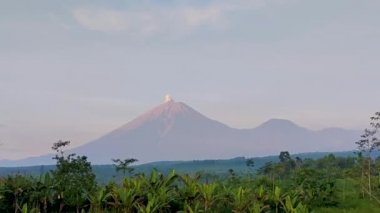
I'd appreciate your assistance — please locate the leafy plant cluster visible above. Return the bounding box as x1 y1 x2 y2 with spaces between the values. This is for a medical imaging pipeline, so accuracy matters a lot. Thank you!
0 145 358 213
0 169 312 213
0 150 380 213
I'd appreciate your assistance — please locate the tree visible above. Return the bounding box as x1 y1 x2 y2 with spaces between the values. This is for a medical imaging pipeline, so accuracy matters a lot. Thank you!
295 157 303 168
245 158 255 177
356 112 380 198
279 151 291 163
245 158 255 169
257 161 277 191
112 158 138 176
278 151 296 177
51 140 96 213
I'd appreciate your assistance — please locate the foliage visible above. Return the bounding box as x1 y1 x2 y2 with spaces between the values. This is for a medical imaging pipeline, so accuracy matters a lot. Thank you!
356 112 380 199
112 158 138 176
51 140 96 212
2 139 380 212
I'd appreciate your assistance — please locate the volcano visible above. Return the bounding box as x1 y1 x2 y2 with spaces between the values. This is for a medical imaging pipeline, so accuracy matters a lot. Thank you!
0 96 360 166
70 96 359 164
72 96 243 163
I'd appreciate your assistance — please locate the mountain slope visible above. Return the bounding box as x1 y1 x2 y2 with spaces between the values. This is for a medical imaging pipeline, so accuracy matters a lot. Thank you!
247 119 360 155
0 97 361 166
72 99 242 164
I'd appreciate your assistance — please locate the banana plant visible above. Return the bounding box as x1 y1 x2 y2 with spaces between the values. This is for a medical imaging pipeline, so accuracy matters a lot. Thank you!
87 188 109 212
273 186 282 213
229 186 253 212
143 170 178 192
282 195 309 213
246 185 270 213
197 183 222 212
178 174 201 210
0 175 33 213
21 203 28 213
116 187 140 212
29 173 55 213
136 190 171 213
177 202 203 213
107 182 140 212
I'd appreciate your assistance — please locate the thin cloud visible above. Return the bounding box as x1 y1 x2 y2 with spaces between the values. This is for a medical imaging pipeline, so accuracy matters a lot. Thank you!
182 7 222 27
73 8 130 32
73 7 224 35
71 0 269 35
72 5 230 35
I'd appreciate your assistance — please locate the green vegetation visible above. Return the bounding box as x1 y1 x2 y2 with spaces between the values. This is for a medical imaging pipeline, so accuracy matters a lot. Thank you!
2 147 380 212
0 152 361 183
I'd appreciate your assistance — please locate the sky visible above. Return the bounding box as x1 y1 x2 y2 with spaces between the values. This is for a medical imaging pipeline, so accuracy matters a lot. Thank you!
1 0 380 159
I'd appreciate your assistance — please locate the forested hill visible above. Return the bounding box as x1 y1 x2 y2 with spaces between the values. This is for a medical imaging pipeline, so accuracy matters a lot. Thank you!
0 151 359 183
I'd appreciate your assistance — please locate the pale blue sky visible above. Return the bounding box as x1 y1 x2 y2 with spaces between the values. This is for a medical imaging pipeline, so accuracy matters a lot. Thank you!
1 0 380 159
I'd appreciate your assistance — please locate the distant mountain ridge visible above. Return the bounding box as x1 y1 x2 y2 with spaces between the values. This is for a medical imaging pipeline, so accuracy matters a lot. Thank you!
0 97 361 166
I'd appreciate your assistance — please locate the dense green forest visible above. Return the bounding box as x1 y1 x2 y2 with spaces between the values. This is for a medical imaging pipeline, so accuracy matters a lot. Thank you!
1 112 380 212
